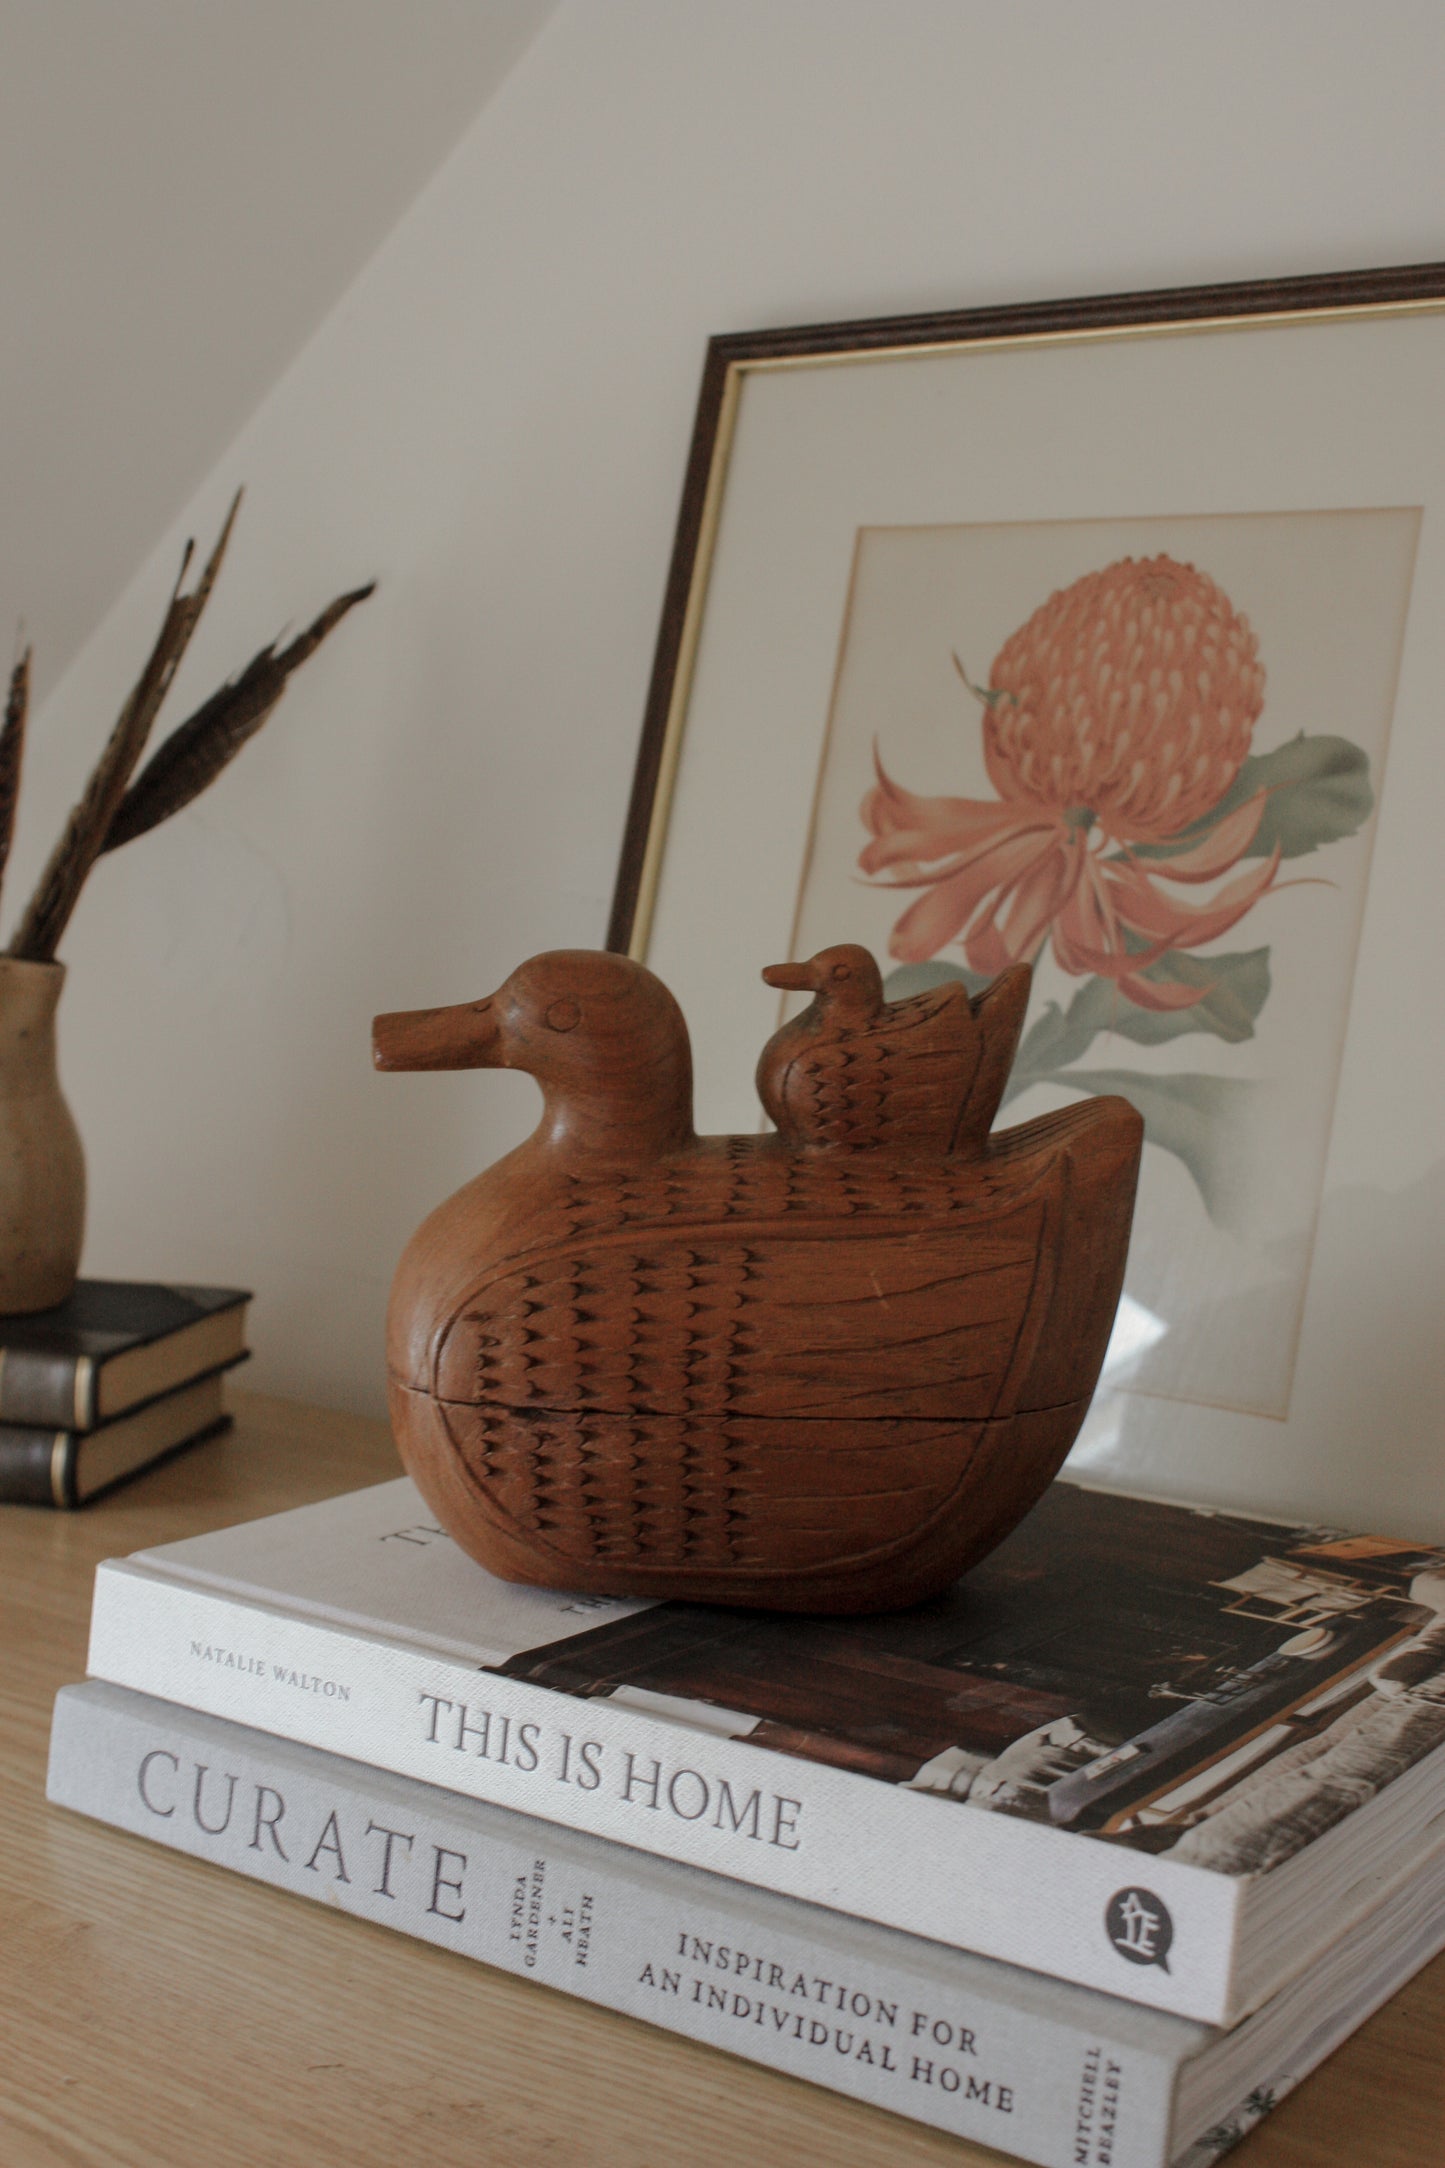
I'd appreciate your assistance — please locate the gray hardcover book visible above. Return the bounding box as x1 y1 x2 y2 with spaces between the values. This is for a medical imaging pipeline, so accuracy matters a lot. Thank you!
85 1473 1445 2023
48 1681 1445 2168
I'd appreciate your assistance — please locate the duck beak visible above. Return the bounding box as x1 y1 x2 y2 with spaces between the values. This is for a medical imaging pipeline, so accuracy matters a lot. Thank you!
372 997 501 1071
761 960 819 993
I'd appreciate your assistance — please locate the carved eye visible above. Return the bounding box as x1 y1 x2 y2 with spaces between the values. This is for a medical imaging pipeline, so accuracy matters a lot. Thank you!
830 961 852 982
545 997 581 1033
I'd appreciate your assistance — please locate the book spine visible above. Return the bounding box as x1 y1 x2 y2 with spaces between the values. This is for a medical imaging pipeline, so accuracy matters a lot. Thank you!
86 1560 1239 2022
0 1424 73 1506
0 1347 92 1429
48 1681 1186 2168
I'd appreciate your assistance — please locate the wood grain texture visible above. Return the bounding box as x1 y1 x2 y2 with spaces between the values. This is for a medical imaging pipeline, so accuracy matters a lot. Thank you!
375 945 1143 1610
2 1390 1441 2167
0 957 86 1312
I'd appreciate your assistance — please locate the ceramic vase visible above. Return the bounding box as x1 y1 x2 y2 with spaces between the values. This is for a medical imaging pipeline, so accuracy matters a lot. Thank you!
0 957 85 1313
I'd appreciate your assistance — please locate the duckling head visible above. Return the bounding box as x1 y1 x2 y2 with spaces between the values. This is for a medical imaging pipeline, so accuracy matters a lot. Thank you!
761 943 884 1029
374 949 694 1163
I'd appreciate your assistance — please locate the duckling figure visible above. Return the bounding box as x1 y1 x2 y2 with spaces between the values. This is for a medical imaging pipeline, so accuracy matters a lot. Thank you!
757 944 1031 1157
375 944 1142 1614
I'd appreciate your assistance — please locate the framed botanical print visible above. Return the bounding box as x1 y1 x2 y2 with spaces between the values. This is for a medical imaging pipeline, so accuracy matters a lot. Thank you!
609 265 1445 1536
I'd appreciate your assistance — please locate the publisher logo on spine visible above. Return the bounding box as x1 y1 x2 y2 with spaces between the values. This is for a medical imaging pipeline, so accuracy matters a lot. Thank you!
1104 1887 1173 1970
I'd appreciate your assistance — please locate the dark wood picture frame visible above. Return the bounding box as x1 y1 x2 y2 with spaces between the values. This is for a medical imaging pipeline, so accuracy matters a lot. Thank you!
607 258 1445 955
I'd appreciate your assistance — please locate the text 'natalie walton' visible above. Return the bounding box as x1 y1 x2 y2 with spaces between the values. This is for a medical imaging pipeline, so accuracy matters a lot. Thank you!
190 1642 351 1699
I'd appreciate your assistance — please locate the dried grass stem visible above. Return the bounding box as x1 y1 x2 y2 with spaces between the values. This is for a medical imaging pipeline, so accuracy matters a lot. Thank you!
8 493 241 961
0 649 31 913
4 492 372 961
103 583 374 854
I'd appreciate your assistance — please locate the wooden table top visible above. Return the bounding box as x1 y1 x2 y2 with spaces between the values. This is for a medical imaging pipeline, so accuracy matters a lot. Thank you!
1 1389 1441 2168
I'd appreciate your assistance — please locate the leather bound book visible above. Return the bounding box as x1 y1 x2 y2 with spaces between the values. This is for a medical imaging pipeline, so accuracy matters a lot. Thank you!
0 1281 249 1430
0 1372 233 1508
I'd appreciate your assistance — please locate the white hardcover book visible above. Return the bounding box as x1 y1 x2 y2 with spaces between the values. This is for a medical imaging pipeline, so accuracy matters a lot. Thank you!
48 1681 1445 2168
84 1474 1445 2027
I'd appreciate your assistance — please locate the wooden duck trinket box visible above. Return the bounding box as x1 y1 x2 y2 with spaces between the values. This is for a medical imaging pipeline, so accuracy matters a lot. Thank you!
374 945 1142 1614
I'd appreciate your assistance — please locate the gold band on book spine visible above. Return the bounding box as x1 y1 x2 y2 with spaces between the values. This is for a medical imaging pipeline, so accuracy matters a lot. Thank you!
49 1432 69 1508
73 1356 93 1432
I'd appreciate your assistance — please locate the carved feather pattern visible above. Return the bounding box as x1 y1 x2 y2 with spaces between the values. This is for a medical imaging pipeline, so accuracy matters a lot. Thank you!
759 984 982 1153
433 1129 1068 1424
448 1221 1046 1422
440 1397 983 1574
381 944 1144 1609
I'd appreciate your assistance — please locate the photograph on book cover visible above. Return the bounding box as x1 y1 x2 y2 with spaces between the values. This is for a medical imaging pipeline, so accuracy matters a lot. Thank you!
502 1481 1445 1875
610 267 1445 1536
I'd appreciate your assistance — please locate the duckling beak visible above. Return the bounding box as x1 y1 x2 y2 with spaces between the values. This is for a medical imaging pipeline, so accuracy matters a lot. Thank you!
761 960 819 993
372 997 501 1071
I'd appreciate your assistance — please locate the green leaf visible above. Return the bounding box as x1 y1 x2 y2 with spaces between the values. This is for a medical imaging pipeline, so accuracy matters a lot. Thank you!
1013 986 1109 1078
1136 732 1373 863
886 958 1270 1228
1007 950 1270 1095
1104 947 1271 1045
883 959 993 1000
1028 1066 1265 1235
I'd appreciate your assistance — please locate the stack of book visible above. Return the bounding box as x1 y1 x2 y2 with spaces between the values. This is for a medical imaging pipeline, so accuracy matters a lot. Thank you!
0 1280 250 1508
49 1474 1445 2167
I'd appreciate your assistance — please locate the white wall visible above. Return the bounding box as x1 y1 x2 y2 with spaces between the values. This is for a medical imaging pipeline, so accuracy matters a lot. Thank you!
0 0 556 697
16 2 1445 1515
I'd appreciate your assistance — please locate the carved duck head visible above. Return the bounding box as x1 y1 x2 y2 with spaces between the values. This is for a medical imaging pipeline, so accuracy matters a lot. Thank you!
374 949 695 1165
761 943 885 1028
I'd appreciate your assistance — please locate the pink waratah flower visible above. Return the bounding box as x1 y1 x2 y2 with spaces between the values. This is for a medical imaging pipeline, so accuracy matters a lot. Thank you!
859 555 1282 1011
